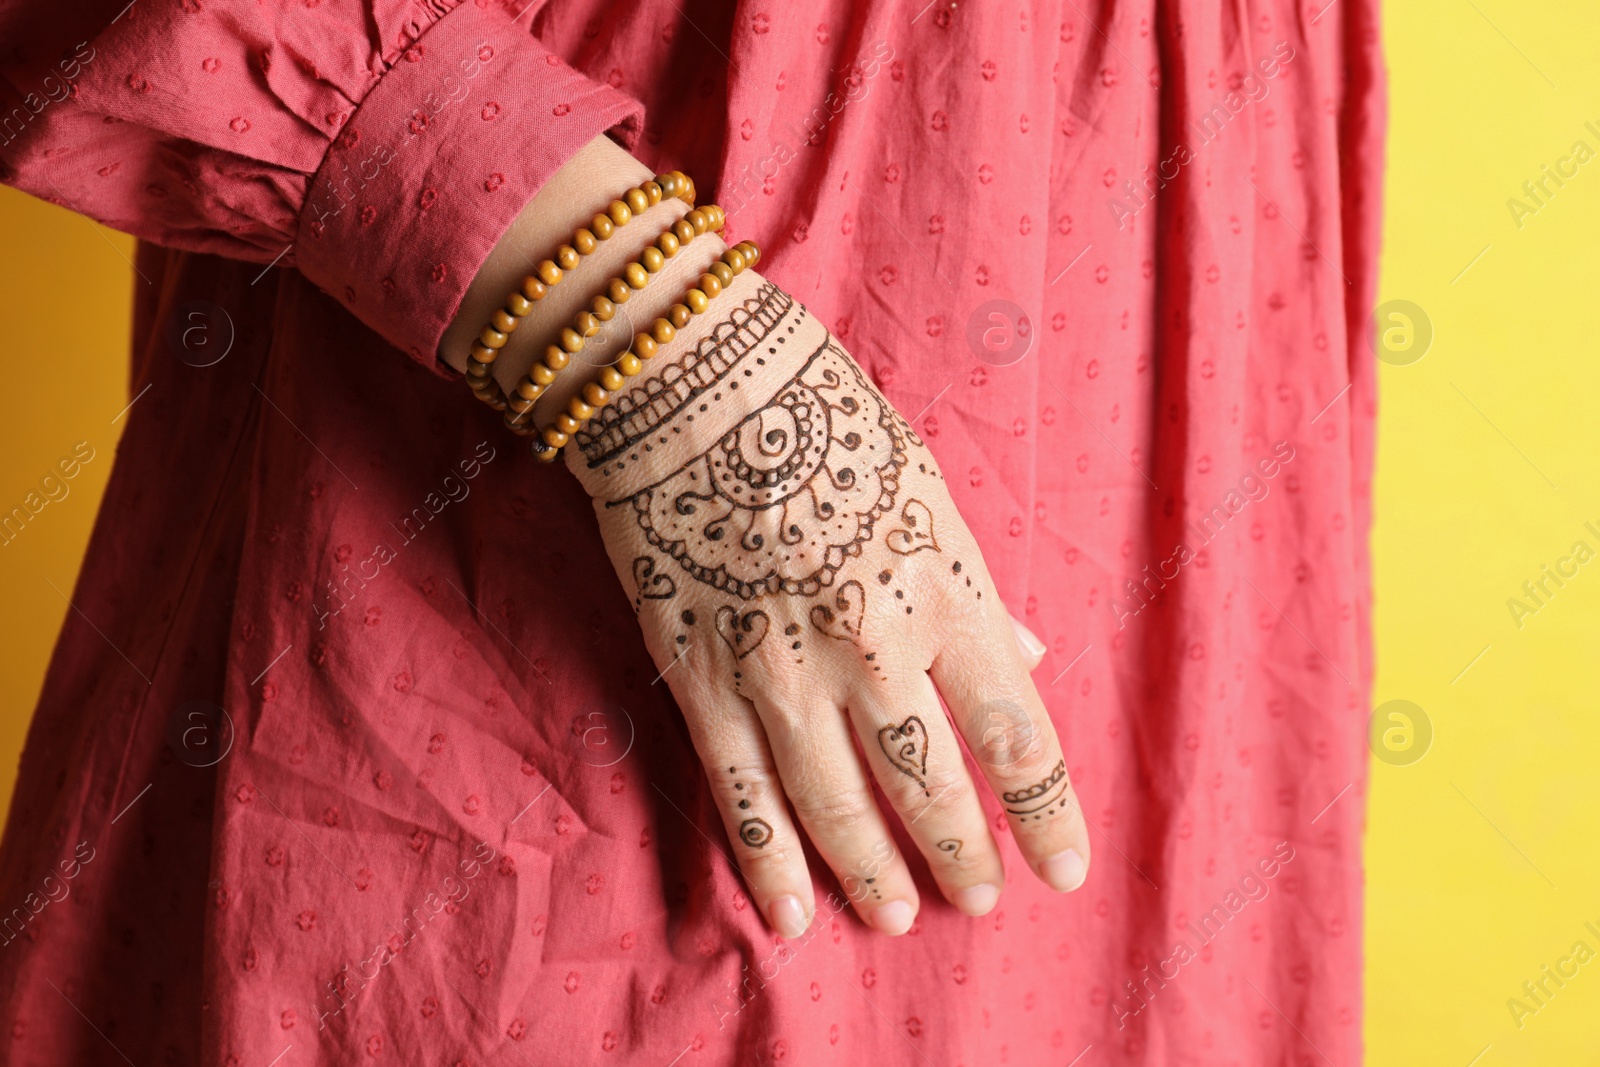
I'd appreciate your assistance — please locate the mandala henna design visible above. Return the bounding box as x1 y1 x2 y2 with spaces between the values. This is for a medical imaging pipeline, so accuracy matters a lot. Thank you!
809 580 865 642
1002 760 1072 822
632 556 678 600
877 716 930 795
715 606 770 660
739 817 774 848
616 342 908 600
886 499 940 555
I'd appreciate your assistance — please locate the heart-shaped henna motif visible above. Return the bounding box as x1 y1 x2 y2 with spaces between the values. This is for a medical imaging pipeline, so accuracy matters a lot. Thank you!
715 606 770 659
887 498 939 555
632 556 677 599
809 580 865 642
877 716 930 791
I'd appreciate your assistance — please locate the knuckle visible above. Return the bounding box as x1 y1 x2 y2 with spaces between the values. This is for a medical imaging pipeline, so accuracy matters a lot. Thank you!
969 697 1048 772
789 786 874 838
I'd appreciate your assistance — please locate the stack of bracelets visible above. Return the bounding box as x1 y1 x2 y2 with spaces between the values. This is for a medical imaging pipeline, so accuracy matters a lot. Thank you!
461 169 761 463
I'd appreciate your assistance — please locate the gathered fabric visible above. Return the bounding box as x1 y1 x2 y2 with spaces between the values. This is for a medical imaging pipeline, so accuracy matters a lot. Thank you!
0 0 1383 1062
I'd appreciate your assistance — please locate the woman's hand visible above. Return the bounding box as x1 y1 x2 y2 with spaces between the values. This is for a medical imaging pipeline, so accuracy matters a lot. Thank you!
567 271 1091 938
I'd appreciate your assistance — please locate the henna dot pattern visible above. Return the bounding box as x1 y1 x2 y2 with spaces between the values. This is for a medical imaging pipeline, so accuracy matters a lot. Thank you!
1002 760 1071 822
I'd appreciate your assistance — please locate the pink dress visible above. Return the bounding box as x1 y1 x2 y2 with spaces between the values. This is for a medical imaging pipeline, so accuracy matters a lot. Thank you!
0 0 1384 1063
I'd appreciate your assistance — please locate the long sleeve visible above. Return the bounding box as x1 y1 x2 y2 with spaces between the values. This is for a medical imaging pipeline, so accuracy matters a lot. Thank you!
0 0 643 369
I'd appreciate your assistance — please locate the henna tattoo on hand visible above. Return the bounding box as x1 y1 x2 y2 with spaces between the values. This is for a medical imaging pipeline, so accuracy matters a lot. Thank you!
715 606 769 660
936 839 964 861
809 579 865 642
1002 760 1071 822
605 328 908 602
886 499 939 555
739 817 774 848
632 556 677 602
877 716 930 796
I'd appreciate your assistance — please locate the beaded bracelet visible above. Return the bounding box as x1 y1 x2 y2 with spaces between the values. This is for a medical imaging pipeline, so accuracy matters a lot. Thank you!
462 170 698 411
532 237 762 463
504 202 729 436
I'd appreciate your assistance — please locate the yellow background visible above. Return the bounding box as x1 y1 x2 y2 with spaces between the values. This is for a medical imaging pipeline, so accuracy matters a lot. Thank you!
2 4 1598 1062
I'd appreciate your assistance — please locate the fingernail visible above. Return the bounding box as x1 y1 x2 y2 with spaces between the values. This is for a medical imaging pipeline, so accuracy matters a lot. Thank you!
769 895 810 939
952 883 1000 916
1009 614 1046 658
872 900 915 936
1040 849 1087 892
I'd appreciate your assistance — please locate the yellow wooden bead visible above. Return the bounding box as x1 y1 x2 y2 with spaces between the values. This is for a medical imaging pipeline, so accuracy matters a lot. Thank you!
599 367 625 390
560 327 585 354
479 326 508 349
582 382 609 407
738 241 760 265
642 181 663 205
707 205 727 230
521 276 548 302
567 396 595 421
657 231 680 257
515 380 543 401
668 303 692 328
466 360 494 379
531 363 556 386
591 295 616 321
685 209 708 235
556 244 580 271
651 318 676 344
535 449 560 463
641 247 665 273
633 333 659 359
555 413 581 435
709 262 734 288
575 312 601 336
470 343 498 364
685 288 709 314
506 396 534 416
542 427 569 449
608 278 632 304
491 309 518 333
536 260 562 286
507 292 534 316
624 262 649 289
608 200 632 226
698 273 723 298
574 228 597 255
655 172 680 198
625 187 649 215
544 345 571 371
617 352 643 376
591 214 615 239
721 248 747 274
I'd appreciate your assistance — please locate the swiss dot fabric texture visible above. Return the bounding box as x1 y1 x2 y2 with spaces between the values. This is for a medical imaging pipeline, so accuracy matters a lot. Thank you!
0 0 1383 1063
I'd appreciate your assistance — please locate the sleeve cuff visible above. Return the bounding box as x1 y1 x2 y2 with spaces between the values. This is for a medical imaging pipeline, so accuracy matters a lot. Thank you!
293 3 644 373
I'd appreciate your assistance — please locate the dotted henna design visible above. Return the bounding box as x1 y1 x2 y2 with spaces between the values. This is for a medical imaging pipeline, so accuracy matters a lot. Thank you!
614 342 908 600
1002 760 1071 822
809 579 865 642
886 499 939 555
632 556 677 602
715 606 769 660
